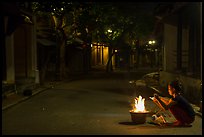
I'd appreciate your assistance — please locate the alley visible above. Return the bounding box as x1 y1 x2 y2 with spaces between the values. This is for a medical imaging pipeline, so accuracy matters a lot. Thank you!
2 71 202 135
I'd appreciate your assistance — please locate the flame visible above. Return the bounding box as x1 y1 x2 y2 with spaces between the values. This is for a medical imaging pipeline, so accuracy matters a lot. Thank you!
131 95 147 112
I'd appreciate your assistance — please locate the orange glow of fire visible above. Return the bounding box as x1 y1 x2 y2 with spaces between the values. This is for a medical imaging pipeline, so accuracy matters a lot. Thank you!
131 95 147 113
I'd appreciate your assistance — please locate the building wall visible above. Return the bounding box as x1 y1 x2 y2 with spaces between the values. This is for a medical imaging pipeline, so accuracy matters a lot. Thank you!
181 28 189 70
91 45 109 67
163 24 177 71
163 24 190 72
5 34 15 83
160 3 202 105
14 24 33 78
14 25 27 77
2 3 38 93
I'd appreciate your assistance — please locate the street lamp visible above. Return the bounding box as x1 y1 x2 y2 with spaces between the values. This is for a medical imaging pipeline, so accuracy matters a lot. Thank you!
148 40 156 45
107 29 112 33
148 40 157 67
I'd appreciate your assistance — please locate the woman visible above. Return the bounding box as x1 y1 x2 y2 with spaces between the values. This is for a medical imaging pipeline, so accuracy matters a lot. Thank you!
153 80 195 126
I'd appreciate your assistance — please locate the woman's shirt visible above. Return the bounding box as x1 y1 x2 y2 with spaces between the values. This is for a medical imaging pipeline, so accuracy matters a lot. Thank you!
172 95 195 117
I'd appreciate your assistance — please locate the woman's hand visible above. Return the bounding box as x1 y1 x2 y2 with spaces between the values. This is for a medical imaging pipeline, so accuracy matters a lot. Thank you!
154 93 160 100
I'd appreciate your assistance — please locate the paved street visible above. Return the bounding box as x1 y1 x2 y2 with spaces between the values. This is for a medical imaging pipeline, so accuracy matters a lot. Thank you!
2 70 202 135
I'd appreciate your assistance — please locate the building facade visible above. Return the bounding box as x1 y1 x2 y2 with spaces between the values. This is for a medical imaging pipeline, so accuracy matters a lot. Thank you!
154 2 202 105
1 2 38 95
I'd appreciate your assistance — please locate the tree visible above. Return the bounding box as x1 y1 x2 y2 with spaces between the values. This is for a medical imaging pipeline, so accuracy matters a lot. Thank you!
30 1 87 81
90 2 155 71
88 3 127 72
21 2 156 81
114 2 156 68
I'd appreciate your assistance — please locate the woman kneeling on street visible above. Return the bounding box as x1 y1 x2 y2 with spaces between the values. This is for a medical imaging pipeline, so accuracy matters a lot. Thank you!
153 80 195 126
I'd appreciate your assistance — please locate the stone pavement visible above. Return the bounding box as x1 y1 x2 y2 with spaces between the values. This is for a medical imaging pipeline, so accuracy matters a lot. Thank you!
2 82 56 111
2 70 202 118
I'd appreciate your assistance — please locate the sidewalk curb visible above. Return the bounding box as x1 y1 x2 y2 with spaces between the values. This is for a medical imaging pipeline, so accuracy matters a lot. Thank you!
2 87 50 111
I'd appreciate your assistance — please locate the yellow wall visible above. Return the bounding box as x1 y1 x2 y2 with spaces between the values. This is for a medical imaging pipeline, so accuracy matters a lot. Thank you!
91 45 109 66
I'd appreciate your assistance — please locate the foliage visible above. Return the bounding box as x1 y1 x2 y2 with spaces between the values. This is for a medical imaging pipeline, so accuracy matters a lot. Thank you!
24 2 155 48
17 1 157 74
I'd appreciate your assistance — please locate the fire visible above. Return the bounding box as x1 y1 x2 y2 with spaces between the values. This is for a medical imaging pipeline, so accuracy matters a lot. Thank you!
131 95 147 113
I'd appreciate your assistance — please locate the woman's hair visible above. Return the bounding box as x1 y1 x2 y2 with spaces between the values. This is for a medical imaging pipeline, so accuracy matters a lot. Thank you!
169 80 182 93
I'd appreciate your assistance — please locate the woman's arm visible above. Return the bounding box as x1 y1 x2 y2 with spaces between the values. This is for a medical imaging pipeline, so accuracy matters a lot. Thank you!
154 94 176 110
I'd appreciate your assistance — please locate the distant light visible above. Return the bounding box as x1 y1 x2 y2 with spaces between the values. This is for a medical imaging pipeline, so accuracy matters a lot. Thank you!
22 15 32 24
53 8 56 11
148 40 156 45
91 44 93 47
115 49 118 53
107 29 112 33
85 28 88 33
61 8 64 11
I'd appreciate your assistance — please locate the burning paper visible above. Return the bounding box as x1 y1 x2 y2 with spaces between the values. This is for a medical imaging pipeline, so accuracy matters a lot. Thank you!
131 95 147 113
149 96 154 100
